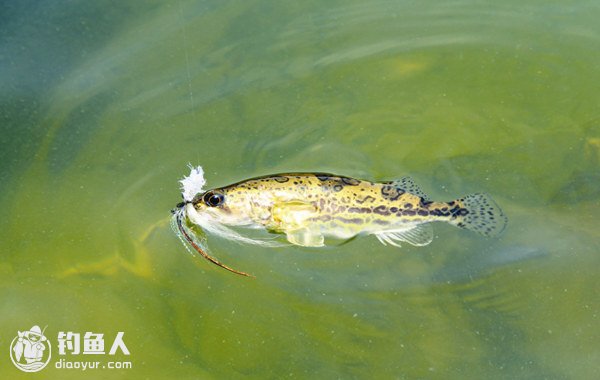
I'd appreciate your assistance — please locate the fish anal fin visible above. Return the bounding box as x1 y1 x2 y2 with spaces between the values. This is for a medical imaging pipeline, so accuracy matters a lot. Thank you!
374 224 434 247
286 228 325 247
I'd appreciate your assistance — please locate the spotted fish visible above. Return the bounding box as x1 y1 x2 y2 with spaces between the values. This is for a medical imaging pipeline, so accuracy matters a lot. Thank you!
172 166 507 276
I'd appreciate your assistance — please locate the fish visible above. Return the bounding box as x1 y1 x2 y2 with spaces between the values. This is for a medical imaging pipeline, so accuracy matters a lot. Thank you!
171 166 507 277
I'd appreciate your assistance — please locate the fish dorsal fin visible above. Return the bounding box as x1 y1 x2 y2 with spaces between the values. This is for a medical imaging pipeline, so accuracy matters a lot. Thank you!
286 228 325 247
391 177 430 201
374 224 434 247
272 200 317 228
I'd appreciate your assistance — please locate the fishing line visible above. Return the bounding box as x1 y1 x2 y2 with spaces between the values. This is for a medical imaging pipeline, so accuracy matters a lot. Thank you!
178 0 196 116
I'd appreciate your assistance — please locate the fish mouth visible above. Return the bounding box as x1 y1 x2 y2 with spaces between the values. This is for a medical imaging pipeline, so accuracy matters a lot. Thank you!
171 201 187 214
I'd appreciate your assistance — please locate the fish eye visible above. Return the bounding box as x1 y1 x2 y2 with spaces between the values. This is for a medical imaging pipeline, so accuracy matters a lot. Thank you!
203 192 224 207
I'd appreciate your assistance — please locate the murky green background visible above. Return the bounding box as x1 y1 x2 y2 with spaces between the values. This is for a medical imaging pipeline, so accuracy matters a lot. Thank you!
1 1 598 379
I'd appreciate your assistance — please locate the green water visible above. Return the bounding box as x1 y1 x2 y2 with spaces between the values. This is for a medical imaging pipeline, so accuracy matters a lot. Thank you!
1 1 599 379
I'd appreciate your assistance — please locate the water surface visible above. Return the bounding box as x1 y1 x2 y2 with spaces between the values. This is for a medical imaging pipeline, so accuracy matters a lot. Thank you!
1 1 599 379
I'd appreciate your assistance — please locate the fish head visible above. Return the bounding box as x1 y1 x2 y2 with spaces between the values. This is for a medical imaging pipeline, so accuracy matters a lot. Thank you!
189 186 255 226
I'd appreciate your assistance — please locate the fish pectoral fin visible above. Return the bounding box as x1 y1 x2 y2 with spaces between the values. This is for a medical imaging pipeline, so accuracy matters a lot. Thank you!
286 228 325 247
374 224 433 247
392 177 431 201
272 200 317 227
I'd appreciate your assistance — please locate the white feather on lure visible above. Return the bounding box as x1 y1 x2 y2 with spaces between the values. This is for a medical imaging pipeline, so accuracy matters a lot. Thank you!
180 164 206 202
184 204 283 247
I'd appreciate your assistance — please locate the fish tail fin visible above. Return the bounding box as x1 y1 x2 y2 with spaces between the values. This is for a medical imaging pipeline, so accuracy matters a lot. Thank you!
449 193 507 237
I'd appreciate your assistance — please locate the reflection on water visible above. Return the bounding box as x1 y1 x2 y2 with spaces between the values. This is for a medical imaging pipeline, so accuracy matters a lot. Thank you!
1 0 599 378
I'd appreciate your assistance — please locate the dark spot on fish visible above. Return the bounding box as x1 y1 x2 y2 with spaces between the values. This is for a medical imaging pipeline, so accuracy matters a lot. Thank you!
333 184 343 192
404 210 416 216
390 207 398 213
356 195 376 204
373 219 390 226
336 217 364 224
373 205 390 215
348 207 372 214
430 209 443 216
316 174 331 181
417 209 429 216
273 176 289 183
341 177 360 186
420 198 433 207
381 185 404 201
329 204 337 213
404 203 413 209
